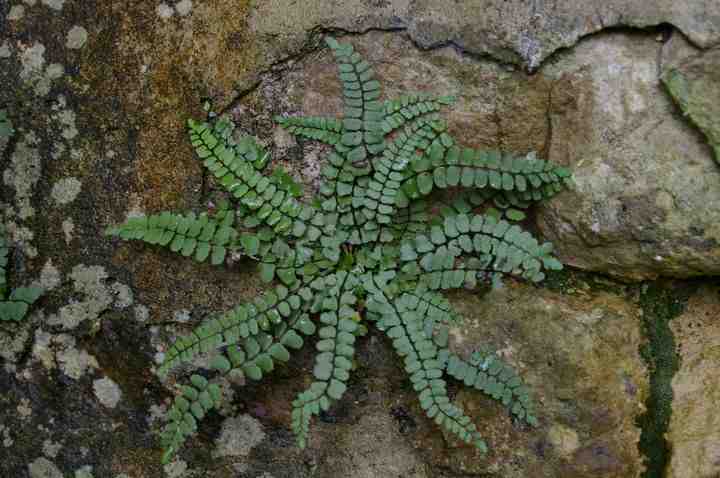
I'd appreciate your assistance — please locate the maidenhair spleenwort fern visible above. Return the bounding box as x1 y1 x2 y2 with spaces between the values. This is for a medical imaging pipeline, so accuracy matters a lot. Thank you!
107 38 573 464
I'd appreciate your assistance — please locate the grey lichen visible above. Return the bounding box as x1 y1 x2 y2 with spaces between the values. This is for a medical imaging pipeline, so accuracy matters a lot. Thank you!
214 415 266 459
93 376 123 409
46 265 131 330
28 457 63 478
51 177 82 205
66 26 88 50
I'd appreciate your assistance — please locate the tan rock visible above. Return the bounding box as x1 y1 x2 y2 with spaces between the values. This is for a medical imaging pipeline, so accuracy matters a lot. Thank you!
667 284 720 478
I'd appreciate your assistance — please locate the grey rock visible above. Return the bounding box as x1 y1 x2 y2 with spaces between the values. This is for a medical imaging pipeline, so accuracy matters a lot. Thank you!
250 0 720 70
663 46 720 163
539 33 720 279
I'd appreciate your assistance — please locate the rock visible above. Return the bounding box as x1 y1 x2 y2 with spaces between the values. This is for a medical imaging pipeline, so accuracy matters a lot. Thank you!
28 458 63 478
662 46 720 163
667 283 720 478
214 415 266 459
539 33 720 279
317 410 431 478
1 1 718 476
93 377 123 409
250 0 720 70
417 281 648 478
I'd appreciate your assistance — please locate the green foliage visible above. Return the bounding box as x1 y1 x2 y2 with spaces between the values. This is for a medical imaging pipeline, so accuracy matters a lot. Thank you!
108 37 573 464
0 109 14 139
0 224 43 322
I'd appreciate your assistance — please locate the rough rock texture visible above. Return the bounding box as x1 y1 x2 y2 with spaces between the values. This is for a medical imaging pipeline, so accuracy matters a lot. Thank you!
663 46 720 163
250 0 720 70
1 1 719 477
425 281 647 478
667 282 720 478
539 33 720 279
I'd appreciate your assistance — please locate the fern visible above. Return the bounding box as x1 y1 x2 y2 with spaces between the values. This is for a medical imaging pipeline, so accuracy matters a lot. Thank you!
0 216 43 323
107 37 573 464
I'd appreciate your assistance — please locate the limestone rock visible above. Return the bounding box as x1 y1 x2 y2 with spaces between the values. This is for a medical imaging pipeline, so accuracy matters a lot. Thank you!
250 0 720 70
539 33 720 279
663 46 720 163
418 282 648 478
667 284 720 478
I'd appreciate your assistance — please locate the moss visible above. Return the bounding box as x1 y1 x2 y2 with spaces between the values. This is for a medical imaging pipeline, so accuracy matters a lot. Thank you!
542 267 628 297
636 280 698 478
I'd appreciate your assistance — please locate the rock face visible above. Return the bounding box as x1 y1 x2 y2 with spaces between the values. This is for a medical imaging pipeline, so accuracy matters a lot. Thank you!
667 283 720 478
1 1 719 477
426 282 647 478
250 0 720 70
539 33 720 280
663 46 720 163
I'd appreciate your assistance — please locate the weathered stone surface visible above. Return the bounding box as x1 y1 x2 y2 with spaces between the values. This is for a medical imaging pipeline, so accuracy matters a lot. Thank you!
667 283 720 478
663 46 720 163
539 33 720 279
251 0 720 70
408 281 648 478
1 1 718 477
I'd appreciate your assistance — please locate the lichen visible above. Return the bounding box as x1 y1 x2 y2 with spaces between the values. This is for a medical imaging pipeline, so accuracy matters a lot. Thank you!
66 26 89 50
214 415 266 459
3 130 41 219
51 177 82 205
93 377 123 408
46 265 132 330
28 457 63 478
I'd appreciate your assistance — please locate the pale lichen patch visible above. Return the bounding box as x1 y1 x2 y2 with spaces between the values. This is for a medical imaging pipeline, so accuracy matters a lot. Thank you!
3 130 41 219
18 42 64 96
214 415 266 458
51 177 82 205
38 259 62 291
40 0 65 10
93 377 122 409
163 460 188 478
175 0 193 16
46 265 131 330
8 5 25 20
0 41 11 58
66 26 88 50
74 466 94 478
42 439 62 458
61 218 74 244
156 3 174 19
17 398 32 419
28 457 63 478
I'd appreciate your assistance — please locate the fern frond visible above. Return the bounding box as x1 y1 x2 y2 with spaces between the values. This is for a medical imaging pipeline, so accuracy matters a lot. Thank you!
397 147 572 208
326 37 386 163
188 120 323 240
0 225 42 321
358 116 450 231
157 280 322 377
160 306 320 464
274 115 343 146
0 287 43 322
160 373 222 464
291 271 358 447
442 349 538 426
368 289 487 451
106 210 239 265
0 109 13 139
400 214 562 284
382 93 456 135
